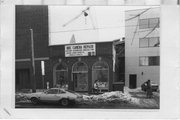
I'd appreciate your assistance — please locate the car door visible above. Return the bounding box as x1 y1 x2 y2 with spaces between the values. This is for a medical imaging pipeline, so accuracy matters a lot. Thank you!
39 89 60 102
57 89 68 98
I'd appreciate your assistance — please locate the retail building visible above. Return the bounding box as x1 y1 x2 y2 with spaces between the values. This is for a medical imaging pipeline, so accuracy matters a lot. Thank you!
15 5 125 93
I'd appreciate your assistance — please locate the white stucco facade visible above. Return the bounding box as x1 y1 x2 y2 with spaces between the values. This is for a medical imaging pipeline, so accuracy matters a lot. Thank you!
125 7 160 88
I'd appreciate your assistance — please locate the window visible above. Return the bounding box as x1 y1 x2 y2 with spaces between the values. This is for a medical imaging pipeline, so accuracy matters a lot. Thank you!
139 38 148 47
139 57 149 66
55 62 68 89
139 37 160 48
139 19 149 29
149 37 160 47
149 18 159 28
46 89 58 94
139 18 159 29
139 56 160 66
149 56 160 66
92 61 109 89
73 62 88 72
59 90 66 94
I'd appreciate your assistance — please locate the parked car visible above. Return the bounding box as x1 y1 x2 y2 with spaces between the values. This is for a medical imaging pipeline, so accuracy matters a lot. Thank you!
25 88 82 106
141 82 159 92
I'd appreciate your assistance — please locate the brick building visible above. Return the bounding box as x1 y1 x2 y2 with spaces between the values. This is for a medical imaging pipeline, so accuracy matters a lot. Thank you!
15 5 125 93
15 5 50 91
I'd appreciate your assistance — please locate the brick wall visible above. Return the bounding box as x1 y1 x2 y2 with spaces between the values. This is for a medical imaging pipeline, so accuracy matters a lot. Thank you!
16 5 49 59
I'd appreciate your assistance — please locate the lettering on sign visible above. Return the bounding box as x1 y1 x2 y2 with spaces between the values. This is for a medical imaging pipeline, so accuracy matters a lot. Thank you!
65 44 96 57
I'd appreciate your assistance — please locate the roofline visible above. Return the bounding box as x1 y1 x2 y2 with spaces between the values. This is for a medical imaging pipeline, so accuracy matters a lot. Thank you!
125 7 160 12
49 40 115 47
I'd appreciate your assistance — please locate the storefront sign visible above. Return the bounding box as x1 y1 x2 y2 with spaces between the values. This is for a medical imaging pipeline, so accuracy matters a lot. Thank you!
65 44 96 57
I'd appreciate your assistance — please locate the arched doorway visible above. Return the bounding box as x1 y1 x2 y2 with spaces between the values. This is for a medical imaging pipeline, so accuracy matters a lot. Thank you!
54 62 68 90
92 61 109 91
72 61 88 91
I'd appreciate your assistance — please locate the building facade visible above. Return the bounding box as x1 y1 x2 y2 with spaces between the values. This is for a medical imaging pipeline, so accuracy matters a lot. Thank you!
49 41 124 93
15 5 50 91
125 7 160 88
15 5 125 93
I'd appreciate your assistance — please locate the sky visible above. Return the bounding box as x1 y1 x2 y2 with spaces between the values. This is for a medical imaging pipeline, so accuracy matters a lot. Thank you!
49 6 155 45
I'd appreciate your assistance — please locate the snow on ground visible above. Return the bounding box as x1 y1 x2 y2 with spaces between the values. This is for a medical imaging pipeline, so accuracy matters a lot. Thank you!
124 87 159 108
15 93 31 103
78 87 159 109
78 89 140 106
15 87 159 108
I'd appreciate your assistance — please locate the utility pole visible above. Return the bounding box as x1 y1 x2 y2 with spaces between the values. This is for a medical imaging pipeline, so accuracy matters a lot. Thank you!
30 28 36 92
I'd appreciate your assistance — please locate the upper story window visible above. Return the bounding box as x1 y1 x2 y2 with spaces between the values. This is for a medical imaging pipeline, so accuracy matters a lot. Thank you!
139 56 160 66
139 37 160 48
139 18 160 29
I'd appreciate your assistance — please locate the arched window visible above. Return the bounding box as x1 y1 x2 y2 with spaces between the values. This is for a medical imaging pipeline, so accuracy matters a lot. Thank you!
92 61 109 90
72 61 88 91
54 62 68 89
73 62 88 72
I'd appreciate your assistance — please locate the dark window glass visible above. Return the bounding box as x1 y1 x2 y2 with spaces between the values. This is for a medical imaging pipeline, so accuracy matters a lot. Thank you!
73 62 88 72
56 63 67 71
59 90 66 94
119 73 125 82
149 56 160 66
47 89 58 94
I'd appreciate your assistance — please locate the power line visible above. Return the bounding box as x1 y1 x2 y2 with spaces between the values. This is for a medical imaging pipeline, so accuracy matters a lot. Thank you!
125 8 151 21
49 24 141 33
62 7 90 27
131 16 139 46
143 21 159 38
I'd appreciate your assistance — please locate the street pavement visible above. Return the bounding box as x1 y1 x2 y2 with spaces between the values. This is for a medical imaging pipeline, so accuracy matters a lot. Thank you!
15 101 146 109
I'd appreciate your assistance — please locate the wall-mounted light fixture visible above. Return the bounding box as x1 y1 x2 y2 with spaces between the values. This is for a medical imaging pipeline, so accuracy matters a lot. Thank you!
141 72 144 75
58 58 62 63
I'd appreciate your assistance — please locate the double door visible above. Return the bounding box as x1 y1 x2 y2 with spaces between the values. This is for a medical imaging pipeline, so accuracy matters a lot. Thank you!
73 72 88 92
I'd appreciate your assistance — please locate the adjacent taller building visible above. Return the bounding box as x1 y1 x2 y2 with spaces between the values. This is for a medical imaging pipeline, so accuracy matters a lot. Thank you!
125 7 160 88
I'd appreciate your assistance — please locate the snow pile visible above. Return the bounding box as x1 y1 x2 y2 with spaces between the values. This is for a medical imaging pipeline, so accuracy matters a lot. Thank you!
79 91 139 105
123 87 159 108
15 93 31 103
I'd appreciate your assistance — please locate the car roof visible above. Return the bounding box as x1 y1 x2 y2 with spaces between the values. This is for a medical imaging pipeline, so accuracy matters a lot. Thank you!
50 88 65 91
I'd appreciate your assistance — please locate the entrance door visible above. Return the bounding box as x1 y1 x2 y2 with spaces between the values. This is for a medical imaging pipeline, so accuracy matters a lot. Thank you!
72 62 88 92
129 74 137 89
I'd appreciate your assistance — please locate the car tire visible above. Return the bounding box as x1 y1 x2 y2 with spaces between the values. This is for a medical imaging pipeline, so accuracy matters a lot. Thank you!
31 97 39 105
60 98 69 106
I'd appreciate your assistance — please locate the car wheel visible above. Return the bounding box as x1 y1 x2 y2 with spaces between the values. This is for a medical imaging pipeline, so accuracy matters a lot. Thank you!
31 97 39 105
60 99 69 106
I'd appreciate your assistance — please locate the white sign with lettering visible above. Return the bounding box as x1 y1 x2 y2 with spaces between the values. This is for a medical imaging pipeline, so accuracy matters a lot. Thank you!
65 44 96 57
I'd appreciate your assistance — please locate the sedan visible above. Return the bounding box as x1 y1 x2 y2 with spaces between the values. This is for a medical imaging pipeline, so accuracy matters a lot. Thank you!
25 88 82 106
